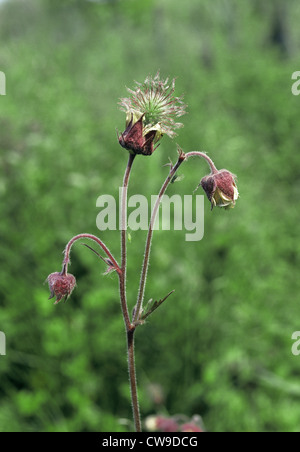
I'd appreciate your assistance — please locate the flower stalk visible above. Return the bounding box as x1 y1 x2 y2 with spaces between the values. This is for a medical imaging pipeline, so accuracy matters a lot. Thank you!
119 153 136 332
63 233 121 276
133 150 186 324
119 154 142 431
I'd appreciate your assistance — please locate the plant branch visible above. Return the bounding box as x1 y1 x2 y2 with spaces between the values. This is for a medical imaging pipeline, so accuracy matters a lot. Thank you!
119 153 142 432
133 151 185 324
133 149 218 324
62 233 121 275
127 330 141 432
119 153 136 331
185 151 218 174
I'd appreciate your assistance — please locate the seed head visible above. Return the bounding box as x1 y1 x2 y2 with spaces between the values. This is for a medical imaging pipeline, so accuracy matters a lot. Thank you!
119 72 187 155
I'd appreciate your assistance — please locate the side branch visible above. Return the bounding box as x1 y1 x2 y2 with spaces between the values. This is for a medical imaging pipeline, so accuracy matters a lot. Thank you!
62 233 121 276
119 153 136 331
185 151 218 174
133 151 185 323
133 148 219 324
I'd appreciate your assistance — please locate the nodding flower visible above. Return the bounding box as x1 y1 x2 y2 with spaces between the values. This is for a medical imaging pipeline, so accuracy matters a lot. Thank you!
200 169 239 210
47 271 76 305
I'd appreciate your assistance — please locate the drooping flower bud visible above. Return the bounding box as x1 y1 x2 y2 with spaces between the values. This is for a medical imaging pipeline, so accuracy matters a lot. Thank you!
119 72 187 156
47 272 76 305
200 169 239 210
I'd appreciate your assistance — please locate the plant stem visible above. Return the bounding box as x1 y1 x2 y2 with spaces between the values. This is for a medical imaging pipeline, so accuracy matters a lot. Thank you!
62 233 121 275
127 329 141 432
185 151 218 173
121 150 216 431
119 153 142 432
133 149 217 324
133 156 185 324
119 153 135 331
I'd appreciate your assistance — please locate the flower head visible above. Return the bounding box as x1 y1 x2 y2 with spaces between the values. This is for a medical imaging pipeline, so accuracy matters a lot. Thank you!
200 169 239 210
47 271 76 305
119 72 187 156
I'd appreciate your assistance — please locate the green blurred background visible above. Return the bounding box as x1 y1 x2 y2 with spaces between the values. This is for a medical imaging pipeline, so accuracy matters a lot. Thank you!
0 0 300 432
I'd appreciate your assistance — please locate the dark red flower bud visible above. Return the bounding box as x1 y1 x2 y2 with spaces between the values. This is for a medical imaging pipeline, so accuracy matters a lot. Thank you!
47 272 76 305
118 114 158 156
200 169 239 210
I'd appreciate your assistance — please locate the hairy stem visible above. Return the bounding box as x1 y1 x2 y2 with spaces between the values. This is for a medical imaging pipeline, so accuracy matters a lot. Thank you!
185 151 218 173
62 233 121 275
133 155 185 324
127 329 141 432
122 150 216 431
119 153 142 432
134 149 217 324
119 153 135 331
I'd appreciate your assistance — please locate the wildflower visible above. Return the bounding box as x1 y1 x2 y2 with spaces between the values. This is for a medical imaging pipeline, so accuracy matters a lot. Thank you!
200 169 239 210
119 72 187 156
47 271 76 305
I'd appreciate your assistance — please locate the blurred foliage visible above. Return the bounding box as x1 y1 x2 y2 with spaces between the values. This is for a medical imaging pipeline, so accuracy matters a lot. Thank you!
1 0 300 432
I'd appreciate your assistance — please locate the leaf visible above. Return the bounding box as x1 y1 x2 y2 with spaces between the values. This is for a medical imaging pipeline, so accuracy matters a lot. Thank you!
139 290 175 322
81 243 107 263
